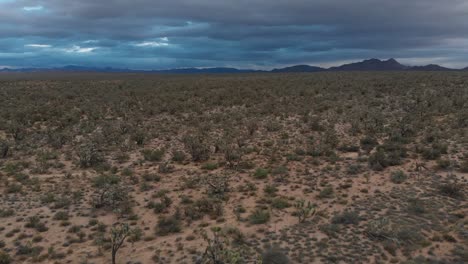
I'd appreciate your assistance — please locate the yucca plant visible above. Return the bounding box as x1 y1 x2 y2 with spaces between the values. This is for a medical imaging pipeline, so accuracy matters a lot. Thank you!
294 200 316 223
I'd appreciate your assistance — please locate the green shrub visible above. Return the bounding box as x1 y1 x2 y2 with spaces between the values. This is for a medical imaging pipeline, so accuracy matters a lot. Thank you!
25 216 48 232
141 173 161 182
360 136 378 152
436 159 451 170
148 195 172 214
158 162 174 173
171 150 186 162
53 211 69 221
0 209 14 218
131 130 145 146
420 143 447 160
92 174 120 188
77 143 101 168
265 121 282 132
460 160 468 173
0 251 11 264
262 247 289 264
0 141 9 159
5 183 22 194
201 162 218 170
156 216 182 235
346 164 363 175
368 150 387 171
369 144 406 171
13 173 29 183
248 209 270 224
407 198 426 214
253 168 269 179
331 211 360 225
320 224 340 238
317 186 334 199
271 197 290 209
286 153 302 161
438 183 463 199
264 185 278 196
271 166 288 176
390 170 407 184
141 149 165 162
183 134 210 162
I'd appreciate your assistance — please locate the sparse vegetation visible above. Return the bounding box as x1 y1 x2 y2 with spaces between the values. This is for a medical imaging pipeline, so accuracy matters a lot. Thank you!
110 223 131 264
0 72 465 263
249 209 270 225
390 170 407 184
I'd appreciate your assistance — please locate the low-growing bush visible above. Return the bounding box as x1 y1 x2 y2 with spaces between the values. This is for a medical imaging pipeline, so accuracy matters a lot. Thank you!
0 140 9 159
390 170 407 184
171 150 186 162
253 168 269 179
262 247 289 264
460 160 468 173
0 209 14 218
183 134 210 162
156 215 182 235
25 216 48 232
248 209 270 224
438 183 464 199
201 162 218 170
317 186 334 199
0 251 11 264
436 159 451 170
53 211 69 221
271 197 290 209
77 142 101 168
331 211 360 225
141 148 165 162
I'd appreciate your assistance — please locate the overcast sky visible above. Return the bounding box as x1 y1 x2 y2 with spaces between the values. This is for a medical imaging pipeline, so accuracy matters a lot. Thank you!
1 0 468 69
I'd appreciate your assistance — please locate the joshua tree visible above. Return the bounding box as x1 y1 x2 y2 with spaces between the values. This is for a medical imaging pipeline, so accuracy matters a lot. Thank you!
77 142 101 168
414 162 427 181
294 200 316 223
183 134 210 162
200 227 260 264
110 223 130 264
204 174 231 200
0 140 8 159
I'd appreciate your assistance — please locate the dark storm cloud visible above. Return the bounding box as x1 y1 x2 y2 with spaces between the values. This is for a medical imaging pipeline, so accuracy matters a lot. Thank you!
1 0 468 69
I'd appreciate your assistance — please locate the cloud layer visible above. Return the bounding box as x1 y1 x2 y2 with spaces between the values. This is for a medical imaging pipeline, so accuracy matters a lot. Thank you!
1 0 468 69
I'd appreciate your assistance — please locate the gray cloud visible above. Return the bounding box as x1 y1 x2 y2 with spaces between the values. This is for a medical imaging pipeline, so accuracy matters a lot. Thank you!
1 0 468 69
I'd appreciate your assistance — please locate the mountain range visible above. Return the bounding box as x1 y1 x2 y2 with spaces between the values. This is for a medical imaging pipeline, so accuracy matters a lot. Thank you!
0 58 463 74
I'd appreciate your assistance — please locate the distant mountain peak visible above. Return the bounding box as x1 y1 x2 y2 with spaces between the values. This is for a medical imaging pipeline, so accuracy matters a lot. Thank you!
271 65 325 73
408 64 453 71
0 58 461 73
329 58 407 71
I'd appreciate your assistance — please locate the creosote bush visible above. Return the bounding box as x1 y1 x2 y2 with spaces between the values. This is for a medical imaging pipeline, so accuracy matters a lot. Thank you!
183 134 210 162
253 168 269 179
77 142 101 168
390 170 407 184
141 148 165 162
248 209 270 224
0 251 11 264
331 211 360 225
438 183 464 199
156 215 182 236
262 246 289 264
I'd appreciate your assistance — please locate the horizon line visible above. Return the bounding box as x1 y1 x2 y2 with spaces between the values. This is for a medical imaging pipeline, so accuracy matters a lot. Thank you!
1 58 466 72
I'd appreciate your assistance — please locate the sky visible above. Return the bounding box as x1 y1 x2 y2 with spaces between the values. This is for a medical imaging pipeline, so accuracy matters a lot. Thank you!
1 0 468 69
